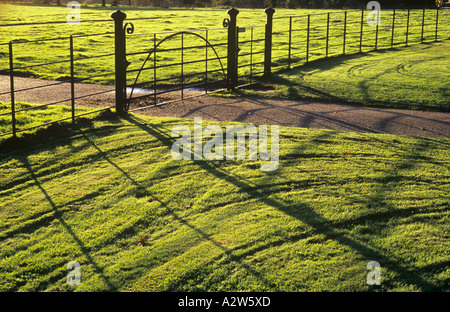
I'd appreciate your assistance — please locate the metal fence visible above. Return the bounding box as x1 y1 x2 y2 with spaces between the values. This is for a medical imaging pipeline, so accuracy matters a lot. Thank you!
0 32 116 138
269 8 445 70
0 7 448 139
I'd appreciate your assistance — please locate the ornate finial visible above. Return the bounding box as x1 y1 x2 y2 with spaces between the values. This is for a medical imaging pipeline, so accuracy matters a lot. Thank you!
265 7 275 17
111 10 127 22
227 7 239 17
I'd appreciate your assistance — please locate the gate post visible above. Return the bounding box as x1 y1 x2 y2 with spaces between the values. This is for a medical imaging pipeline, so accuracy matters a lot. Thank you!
226 7 239 91
264 7 275 78
111 10 128 115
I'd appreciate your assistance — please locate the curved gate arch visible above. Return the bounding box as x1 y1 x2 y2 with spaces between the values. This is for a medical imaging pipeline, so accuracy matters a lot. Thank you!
128 31 227 110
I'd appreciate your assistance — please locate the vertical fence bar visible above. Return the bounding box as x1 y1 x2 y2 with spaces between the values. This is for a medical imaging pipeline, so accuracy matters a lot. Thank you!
205 29 208 94
9 42 16 138
326 12 330 57
264 7 275 78
153 33 157 104
250 27 254 84
343 11 347 55
226 7 239 90
375 18 379 50
70 35 75 124
288 16 292 68
306 14 310 62
181 32 184 100
391 9 396 48
435 8 439 41
359 9 364 53
406 8 410 45
421 8 425 43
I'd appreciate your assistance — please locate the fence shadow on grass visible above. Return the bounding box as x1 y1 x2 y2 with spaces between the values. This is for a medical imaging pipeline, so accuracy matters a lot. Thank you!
15 154 118 291
5 114 446 291
125 115 444 291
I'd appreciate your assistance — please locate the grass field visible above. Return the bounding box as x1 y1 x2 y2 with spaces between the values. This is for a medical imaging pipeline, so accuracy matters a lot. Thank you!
250 41 450 112
0 4 449 87
0 4 449 293
0 112 449 292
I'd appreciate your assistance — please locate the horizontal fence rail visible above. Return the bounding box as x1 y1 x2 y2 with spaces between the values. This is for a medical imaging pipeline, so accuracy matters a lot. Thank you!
125 27 230 112
270 8 446 71
0 32 116 138
0 7 448 139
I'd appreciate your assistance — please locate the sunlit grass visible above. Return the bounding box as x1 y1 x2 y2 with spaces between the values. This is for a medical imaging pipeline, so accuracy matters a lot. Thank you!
0 113 448 291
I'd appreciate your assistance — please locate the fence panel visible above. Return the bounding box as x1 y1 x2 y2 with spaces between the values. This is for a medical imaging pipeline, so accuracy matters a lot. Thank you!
0 33 116 138
1 8 449 139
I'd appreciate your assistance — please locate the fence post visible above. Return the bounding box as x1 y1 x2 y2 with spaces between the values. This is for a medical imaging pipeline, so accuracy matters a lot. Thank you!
226 7 239 90
9 42 16 138
264 7 275 78
111 10 128 115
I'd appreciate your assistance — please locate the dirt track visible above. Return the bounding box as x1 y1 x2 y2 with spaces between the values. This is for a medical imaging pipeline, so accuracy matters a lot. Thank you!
1 75 449 139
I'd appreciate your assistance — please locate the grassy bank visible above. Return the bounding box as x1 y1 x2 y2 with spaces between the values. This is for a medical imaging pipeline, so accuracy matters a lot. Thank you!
251 41 450 112
0 113 448 291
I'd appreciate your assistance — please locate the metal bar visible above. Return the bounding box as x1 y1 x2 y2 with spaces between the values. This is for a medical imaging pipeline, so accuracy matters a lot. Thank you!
181 32 184 100
153 34 157 105
435 8 439 41
111 10 128 115
0 80 70 95
360 9 364 53
70 35 75 124
288 16 292 68
226 8 239 90
326 13 330 57
7 106 113 136
306 14 310 62
406 9 410 46
12 58 71 71
343 11 347 55
9 42 16 137
264 7 275 78
391 9 396 48
375 19 379 50
421 8 425 43
205 29 208 94
250 26 253 84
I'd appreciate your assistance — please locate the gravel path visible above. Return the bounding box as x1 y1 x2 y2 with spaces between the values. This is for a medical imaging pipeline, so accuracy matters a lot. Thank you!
1 75 449 139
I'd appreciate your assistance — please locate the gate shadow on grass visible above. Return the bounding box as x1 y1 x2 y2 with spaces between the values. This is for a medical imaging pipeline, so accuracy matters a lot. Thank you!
16 154 118 291
124 115 444 291
10 113 445 291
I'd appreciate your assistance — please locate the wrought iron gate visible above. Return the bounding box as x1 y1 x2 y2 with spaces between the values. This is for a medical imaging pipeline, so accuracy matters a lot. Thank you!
110 8 274 114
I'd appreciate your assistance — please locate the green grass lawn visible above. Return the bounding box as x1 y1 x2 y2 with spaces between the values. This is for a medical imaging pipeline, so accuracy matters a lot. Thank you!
250 41 450 112
0 4 449 87
0 112 449 292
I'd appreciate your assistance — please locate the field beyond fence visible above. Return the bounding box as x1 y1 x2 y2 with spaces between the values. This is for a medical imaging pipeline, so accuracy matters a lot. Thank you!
0 5 449 139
